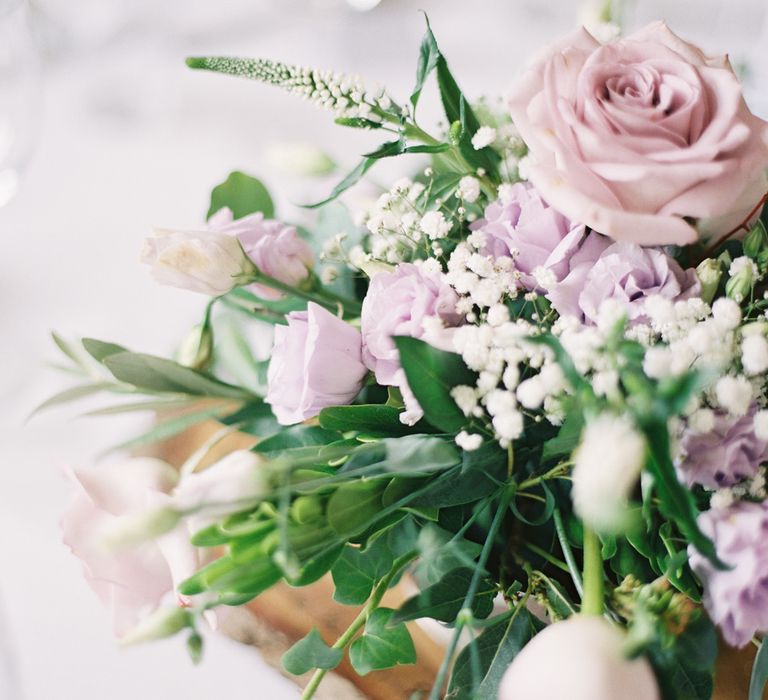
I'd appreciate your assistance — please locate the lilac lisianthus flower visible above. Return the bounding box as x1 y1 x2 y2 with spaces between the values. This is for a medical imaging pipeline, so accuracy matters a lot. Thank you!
689 502 768 647
361 263 462 385
549 242 700 324
678 407 768 488
266 302 368 425
471 182 609 291
209 207 314 300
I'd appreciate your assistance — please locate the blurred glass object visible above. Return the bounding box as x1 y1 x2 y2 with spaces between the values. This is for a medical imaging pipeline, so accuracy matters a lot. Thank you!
0 0 42 208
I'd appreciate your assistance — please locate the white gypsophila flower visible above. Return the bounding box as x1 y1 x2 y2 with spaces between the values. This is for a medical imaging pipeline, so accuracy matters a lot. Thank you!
320 266 338 285
457 175 481 203
572 414 647 532
596 298 629 335
754 410 768 440
451 385 479 417
689 408 716 434
419 211 451 240
643 347 673 379
471 126 497 150
532 266 558 291
467 253 495 278
493 411 524 443
644 295 676 329
742 334 768 375
517 156 532 181
539 363 566 395
709 489 736 510
729 256 759 279
484 388 517 417
516 377 546 409
715 375 753 417
591 369 619 398
467 228 488 249
502 363 520 390
711 297 742 330
487 304 510 327
456 431 483 451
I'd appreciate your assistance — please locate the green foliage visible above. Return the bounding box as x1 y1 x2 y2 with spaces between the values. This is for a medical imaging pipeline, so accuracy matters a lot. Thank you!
392 567 496 624
319 404 414 435
332 537 396 605
327 481 388 538
394 336 477 432
207 171 274 220
445 608 542 699
282 628 343 676
348 608 416 676
750 639 768 700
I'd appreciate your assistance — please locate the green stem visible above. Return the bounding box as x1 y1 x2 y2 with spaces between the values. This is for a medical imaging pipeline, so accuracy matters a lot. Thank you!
249 271 362 317
428 486 512 700
523 543 570 574
581 526 604 616
553 508 583 597
301 551 418 700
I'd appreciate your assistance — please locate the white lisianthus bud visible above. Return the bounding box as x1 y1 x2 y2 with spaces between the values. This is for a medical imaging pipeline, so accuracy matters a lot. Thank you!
142 229 255 296
120 606 192 647
695 258 722 305
572 414 646 532
499 617 660 700
177 323 214 371
172 450 268 515
102 505 182 549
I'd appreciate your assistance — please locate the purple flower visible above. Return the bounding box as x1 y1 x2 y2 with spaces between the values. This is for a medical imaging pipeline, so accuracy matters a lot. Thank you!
361 263 462 385
549 242 700 324
689 502 768 647
209 208 314 300
266 302 368 425
471 182 609 291
678 408 768 488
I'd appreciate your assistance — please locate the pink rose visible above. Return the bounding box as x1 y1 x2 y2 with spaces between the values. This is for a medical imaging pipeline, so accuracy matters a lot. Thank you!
209 208 314 300
266 302 368 425
508 22 768 246
61 458 203 637
361 263 462 385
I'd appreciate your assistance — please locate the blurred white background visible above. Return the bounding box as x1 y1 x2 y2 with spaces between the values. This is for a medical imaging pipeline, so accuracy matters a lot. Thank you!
1 1 767 698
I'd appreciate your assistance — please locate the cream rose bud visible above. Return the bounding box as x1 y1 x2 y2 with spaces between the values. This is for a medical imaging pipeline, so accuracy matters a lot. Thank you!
266 302 368 425
142 228 255 296
498 617 659 700
508 22 768 246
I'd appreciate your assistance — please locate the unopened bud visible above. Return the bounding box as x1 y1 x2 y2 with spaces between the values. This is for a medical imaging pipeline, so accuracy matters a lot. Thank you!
102 506 181 549
120 606 191 646
177 323 214 371
743 220 768 260
695 258 722 305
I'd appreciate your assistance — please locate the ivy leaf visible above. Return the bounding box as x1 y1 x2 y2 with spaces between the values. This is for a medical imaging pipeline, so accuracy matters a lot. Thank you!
446 608 542 699
207 171 274 220
281 628 343 676
391 567 496 624
394 336 477 432
331 537 395 605
348 608 416 676
413 524 482 587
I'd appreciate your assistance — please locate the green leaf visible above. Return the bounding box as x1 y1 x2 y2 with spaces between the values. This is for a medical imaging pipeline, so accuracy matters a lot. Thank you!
446 608 542 699
339 436 459 479
282 628 343 676
348 608 416 676
411 14 440 112
304 157 377 209
207 171 274 220
394 336 476 432
331 538 395 605
392 567 495 624
254 425 340 455
103 351 253 400
541 412 585 462
750 639 768 700
81 337 128 363
51 332 88 369
414 524 483 586
30 382 115 414
334 117 384 129
319 404 414 435
326 481 387 538
642 420 721 567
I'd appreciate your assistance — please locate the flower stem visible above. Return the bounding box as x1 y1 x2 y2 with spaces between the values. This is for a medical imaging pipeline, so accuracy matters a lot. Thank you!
581 526 604 616
300 551 418 700
553 507 583 597
248 271 362 318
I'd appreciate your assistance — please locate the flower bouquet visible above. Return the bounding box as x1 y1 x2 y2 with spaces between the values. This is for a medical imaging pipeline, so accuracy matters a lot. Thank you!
48 15 768 700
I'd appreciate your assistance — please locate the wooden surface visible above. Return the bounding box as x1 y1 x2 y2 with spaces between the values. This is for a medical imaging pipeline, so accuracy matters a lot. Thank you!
158 419 764 699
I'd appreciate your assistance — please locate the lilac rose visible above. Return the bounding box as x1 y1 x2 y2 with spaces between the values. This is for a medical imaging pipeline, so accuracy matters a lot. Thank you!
549 241 700 324
678 407 768 488
361 263 462 385
209 207 314 300
689 502 768 647
266 302 368 425
472 182 610 292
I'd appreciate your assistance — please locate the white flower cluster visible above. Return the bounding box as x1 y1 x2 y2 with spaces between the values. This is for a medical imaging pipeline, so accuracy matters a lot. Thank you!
449 319 567 447
445 240 519 317
192 57 391 121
